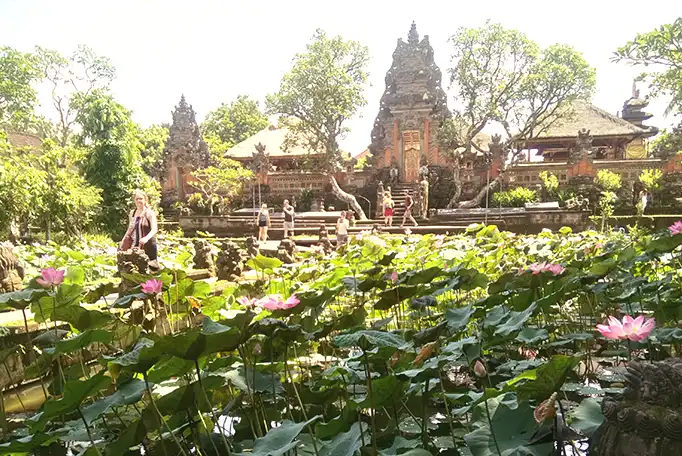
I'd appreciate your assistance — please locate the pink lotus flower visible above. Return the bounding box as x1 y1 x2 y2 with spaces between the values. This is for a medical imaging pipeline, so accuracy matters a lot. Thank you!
391 271 398 283
404 228 412 235
355 230 371 241
434 235 445 248
259 294 300 311
141 279 163 295
596 315 655 342
527 263 564 276
671 221 682 235
238 296 257 307
36 268 65 288
528 263 547 275
545 264 565 276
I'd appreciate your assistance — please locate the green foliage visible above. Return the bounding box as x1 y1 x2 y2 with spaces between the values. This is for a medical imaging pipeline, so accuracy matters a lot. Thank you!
595 169 622 192
0 132 101 238
492 187 538 207
639 168 663 191
76 91 158 236
35 45 115 146
192 161 252 215
538 171 559 198
444 21 596 152
614 17 682 115
202 94 268 161
266 29 369 171
652 121 682 159
138 124 169 179
13 191 682 454
0 46 42 129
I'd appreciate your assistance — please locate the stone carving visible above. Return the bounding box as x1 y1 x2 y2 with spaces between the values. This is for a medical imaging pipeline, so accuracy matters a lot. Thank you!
245 236 260 259
193 239 215 276
277 239 297 264
593 359 682 456
0 242 24 292
117 249 150 296
318 225 333 254
369 22 451 169
216 241 247 281
160 95 210 206
569 128 593 164
420 178 429 219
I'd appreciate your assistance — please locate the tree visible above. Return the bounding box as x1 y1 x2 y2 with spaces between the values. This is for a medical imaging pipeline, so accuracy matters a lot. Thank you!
439 22 596 208
652 121 682 158
614 18 682 116
138 124 170 180
0 132 101 241
76 91 158 236
36 45 115 146
266 29 370 219
202 95 268 161
0 47 42 129
192 160 253 215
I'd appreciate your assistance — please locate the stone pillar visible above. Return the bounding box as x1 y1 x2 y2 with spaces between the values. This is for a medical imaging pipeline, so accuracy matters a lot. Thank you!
392 120 400 163
424 119 430 162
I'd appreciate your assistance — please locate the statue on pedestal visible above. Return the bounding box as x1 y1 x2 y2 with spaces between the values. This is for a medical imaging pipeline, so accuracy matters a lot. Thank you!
277 239 297 264
0 243 24 293
193 239 215 276
420 178 429 219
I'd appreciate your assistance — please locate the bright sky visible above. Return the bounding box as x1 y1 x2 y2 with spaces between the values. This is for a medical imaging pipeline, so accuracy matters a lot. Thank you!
1 0 678 154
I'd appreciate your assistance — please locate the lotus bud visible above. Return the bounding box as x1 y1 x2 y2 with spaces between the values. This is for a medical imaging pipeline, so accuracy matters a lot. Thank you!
253 343 262 356
473 359 487 378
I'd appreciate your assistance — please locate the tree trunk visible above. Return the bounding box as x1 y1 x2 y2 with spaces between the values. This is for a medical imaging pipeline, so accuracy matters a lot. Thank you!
457 176 502 209
446 160 463 209
327 174 367 220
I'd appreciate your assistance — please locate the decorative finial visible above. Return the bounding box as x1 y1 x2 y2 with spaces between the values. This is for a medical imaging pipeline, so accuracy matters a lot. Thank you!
179 94 188 109
408 21 419 45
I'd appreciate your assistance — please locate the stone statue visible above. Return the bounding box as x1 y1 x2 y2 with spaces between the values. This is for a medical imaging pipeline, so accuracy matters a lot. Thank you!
420 178 429 219
117 249 150 296
216 241 246 281
0 242 24 293
376 180 386 218
244 236 260 259
389 161 399 185
193 239 215 276
318 224 333 254
569 128 593 164
593 359 682 456
419 155 429 181
277 239 297 264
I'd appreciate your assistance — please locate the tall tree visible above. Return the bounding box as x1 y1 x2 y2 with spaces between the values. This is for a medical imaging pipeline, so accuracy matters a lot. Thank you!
202 95 268 161
266 29 370 219
138 123 170 180
76 91 158 236
440 22 596 208
36 45 115 146
192 160 253 215
0 47 42 129
614 18 682 116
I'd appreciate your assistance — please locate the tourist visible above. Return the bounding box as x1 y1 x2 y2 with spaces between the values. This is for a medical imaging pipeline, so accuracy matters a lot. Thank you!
119 189 159 272
283 199 295 238
257 203 271 242
336 211 350 247
383 192 394 227
401 193 418 228
347 211 356 227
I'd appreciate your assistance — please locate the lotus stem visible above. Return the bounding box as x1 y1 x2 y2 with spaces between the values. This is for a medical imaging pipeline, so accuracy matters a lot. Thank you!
362 350 378 456
143 372 190 456
194 359 232 455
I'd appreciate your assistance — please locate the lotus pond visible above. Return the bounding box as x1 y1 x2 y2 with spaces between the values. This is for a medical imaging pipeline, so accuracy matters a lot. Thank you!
3 224 682 456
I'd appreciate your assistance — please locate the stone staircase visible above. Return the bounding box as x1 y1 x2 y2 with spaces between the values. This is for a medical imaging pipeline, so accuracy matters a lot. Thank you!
386 183 420 220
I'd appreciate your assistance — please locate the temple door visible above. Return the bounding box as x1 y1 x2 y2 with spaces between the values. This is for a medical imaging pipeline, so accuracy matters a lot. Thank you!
402 130 420 183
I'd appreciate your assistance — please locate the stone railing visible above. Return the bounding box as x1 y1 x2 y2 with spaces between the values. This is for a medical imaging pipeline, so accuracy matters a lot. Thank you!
593 158 664 181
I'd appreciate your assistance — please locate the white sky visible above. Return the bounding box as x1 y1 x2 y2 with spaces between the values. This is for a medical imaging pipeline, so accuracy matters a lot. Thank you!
1 0 679 154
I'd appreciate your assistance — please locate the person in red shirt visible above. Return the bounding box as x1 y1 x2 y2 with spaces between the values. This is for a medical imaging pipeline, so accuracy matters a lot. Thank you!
401 194 418 228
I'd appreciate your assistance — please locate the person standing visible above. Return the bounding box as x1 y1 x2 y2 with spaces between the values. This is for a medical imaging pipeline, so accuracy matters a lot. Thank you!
383 192 394 227
120 189 159 272
257 203 271 243
283 199 295 238
401 193 418 228
336 211 350 247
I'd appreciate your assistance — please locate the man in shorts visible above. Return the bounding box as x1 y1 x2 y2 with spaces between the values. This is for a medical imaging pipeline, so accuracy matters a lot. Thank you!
336 211 350 247
283 199 295 238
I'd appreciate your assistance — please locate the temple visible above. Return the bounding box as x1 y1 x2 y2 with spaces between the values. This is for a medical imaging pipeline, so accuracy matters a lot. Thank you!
225 120 331 195
369 22 451 183
160 95 210 206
